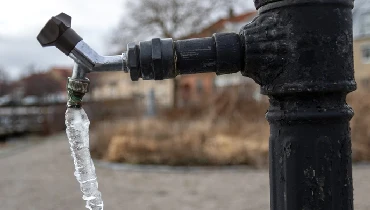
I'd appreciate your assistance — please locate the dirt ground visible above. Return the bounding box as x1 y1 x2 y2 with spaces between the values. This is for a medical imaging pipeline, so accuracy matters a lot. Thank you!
0 133 369 210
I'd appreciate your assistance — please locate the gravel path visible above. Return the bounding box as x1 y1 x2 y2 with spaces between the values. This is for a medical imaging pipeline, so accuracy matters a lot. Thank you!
0 133 369 210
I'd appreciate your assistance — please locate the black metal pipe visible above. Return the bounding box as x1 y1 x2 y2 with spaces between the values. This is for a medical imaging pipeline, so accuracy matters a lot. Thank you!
241 0 356 209
127 33 243 80
175 37 217 75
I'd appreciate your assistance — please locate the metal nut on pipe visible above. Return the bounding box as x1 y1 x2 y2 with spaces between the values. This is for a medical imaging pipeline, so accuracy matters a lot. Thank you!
127 43 141 81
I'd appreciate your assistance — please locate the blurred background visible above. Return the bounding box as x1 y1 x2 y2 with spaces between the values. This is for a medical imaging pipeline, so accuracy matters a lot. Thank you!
0 0 370 210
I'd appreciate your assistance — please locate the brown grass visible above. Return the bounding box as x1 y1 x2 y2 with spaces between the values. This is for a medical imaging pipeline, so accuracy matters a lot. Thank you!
91 85 270 167
91 86 370 167
93 119 269 167
348 89 370 162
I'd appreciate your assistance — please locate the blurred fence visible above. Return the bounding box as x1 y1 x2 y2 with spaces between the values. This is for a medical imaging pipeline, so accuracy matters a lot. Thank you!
0 98 142 138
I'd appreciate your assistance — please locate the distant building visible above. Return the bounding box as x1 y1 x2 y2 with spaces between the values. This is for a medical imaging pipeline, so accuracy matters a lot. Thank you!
178 10 258 106
91 72 174 107
177 73 215 106
9 67 72 105
353 0 370 88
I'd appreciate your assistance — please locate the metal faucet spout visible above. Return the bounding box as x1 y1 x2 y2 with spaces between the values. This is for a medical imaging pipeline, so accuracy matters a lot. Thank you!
69 41 127 73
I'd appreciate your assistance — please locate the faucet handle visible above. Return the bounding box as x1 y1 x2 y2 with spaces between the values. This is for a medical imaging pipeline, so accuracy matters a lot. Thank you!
37 13 82 55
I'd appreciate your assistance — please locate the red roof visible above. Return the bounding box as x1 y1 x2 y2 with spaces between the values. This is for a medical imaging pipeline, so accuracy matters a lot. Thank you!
12 67 72 96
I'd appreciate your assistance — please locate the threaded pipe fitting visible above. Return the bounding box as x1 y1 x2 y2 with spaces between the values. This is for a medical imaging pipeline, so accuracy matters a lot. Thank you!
67 77 90 108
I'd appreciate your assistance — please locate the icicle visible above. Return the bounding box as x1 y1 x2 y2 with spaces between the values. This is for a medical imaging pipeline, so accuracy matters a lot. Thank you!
65 108 104 210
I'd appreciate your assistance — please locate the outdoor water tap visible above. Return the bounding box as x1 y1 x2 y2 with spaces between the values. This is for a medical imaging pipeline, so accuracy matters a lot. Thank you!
37 13 243 107
37 13 128 108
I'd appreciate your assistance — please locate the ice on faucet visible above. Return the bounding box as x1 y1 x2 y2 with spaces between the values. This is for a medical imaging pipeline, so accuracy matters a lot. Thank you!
65 108 104 210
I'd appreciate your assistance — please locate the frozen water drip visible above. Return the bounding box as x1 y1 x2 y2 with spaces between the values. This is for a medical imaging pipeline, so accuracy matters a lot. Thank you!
65 108 104 210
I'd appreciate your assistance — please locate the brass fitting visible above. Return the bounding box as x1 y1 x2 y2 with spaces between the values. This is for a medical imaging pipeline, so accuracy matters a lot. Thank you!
67 78 90 108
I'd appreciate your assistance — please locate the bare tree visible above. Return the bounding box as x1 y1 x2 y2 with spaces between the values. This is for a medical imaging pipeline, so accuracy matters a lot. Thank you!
113 0 249 44
112 0 251 107
0 67 10 96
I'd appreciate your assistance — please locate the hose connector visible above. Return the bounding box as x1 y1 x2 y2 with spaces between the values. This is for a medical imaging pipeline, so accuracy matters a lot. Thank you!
67 78 90 108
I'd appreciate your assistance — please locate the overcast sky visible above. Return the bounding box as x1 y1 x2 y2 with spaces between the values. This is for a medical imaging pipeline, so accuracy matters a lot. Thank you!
0 0 127 79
